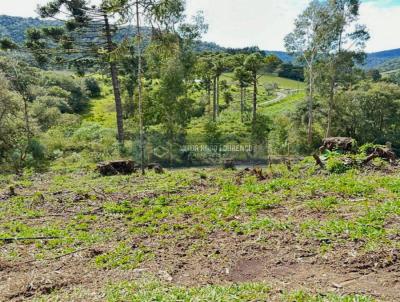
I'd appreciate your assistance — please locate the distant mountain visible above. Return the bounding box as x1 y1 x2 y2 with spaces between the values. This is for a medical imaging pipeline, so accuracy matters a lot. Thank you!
265 51 293 62
364 48 400 70
1 15 399 71
0 15 222 54
0 15 290 60
376 57 400 73
0 15 61 43
274 49 400 69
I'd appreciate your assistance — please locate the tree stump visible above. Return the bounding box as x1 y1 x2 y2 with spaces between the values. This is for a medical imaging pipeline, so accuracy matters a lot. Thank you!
148 163 164 174
320 137 354 153
223 160 236 170
97 160 136 176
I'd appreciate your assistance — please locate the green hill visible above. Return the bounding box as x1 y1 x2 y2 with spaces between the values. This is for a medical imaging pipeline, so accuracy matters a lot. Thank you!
0 15 61 43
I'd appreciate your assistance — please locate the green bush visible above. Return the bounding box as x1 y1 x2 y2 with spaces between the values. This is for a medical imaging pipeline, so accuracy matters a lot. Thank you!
326 157 351 174
85 77 101 98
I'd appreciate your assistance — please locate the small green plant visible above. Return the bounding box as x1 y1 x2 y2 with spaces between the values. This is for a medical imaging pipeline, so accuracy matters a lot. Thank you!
104 200 133 214
94 242 149 270
326 157 351 174
106 280 271 302
283 291 375 302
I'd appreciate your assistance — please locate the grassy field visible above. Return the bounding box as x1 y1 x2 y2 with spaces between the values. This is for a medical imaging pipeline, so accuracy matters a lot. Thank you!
222 73 305 90
260 92 306 118
0 161 399 301
258 73 305 90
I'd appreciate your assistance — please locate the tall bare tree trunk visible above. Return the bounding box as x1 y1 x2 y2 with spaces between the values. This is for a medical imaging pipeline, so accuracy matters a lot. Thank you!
213 77 217 122
326 32 342 139
23 97 31 142
307 65 314 145
127 92 134 118
136 1 145 175
240 87 244 123
104 13 124 145
326 78 334 138
207 82 211 115
252 73 257 130
11 64 31 142
216 75 220 116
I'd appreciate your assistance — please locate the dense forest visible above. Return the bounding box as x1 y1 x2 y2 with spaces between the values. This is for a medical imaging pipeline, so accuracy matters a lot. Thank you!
1 0 400 301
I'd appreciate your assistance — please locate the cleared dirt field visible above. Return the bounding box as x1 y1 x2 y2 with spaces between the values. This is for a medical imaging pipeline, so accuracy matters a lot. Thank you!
0 163 399 301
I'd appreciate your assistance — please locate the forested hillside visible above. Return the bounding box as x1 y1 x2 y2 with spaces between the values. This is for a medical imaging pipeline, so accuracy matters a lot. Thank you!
0 15 61 43
364 48 400 69
3 15 400 69
0 15 293 62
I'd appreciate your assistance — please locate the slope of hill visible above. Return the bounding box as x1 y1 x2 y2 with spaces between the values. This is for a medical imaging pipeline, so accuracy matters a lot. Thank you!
1 15 399 70
0 15 61 43
0 15 289 59
264 50 293 62
375 57 400 73
364 48 400 70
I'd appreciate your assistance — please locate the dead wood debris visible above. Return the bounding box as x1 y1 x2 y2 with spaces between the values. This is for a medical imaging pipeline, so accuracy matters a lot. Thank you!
319 137 354 153
316 138 398 170
97 160 136 176
148 163 164 174
235 167 267 184
223 160 236 170
0 236 61 244
313 154 325 169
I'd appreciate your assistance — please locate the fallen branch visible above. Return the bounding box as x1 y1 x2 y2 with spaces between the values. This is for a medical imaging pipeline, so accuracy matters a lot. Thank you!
313 154 325 169
362 152 379 165
13 248 89 266
0 236 61 243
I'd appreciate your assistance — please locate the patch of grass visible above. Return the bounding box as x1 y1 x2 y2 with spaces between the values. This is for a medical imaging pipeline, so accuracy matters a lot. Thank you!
301 200 400 250
106 280 271 302
2 165 400 300
307 196 341 211
261 92 305 117
283 291 376 302
94 242 150 270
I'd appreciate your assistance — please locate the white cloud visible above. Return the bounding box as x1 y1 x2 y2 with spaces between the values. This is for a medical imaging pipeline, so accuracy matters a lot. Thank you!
0 0 101 18
185 0 308 51
359 2 400 52
186 0 400 52
0 0 47 18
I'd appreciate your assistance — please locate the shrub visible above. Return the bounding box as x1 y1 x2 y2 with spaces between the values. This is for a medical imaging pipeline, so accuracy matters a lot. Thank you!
326 157 351 174
85 77 101 98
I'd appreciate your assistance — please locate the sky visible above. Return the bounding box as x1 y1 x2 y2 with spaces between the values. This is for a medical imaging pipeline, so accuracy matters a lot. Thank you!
1 0 399 52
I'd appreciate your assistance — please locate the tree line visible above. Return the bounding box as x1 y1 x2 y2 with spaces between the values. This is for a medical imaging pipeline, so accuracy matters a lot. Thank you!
2 0 400 172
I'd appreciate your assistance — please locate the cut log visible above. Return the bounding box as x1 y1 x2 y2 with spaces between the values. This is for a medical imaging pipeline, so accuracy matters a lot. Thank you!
97 160 136 176
147 163 159 169
148 163 164 174
320 137 354 153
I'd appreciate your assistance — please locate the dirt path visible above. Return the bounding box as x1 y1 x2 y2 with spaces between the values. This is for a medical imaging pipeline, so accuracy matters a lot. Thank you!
259 90 288 106
259 89 303 107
